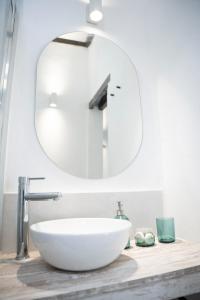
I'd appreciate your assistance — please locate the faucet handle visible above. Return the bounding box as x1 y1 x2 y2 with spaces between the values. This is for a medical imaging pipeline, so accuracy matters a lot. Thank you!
28 177 45 181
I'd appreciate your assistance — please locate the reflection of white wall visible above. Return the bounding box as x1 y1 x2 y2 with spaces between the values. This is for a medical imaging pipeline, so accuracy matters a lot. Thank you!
36 42 89 177
87 107 103 178
87 38 103 179
88 37 141 176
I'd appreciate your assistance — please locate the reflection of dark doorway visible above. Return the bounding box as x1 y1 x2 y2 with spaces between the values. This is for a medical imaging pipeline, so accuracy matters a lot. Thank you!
87 74 111 178
53 34 94 48
89 74 111 110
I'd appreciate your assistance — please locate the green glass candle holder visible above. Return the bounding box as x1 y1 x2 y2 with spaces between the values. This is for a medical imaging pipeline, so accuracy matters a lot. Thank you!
156 217 175 243
135 228 155 247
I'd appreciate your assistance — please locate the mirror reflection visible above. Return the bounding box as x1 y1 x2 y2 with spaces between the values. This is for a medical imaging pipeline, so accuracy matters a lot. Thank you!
35 32 142 178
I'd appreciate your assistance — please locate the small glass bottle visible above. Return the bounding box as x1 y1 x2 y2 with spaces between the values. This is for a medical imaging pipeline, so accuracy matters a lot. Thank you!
114 201 131 249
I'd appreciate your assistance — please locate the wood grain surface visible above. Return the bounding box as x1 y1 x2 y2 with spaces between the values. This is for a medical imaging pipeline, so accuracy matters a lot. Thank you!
0 240 200 300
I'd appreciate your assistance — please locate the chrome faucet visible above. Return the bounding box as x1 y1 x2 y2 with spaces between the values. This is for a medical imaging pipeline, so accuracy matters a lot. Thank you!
16 176 61 260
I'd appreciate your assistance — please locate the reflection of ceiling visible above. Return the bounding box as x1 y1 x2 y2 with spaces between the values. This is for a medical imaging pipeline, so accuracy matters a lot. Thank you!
53 32 94 48
60 32 88 42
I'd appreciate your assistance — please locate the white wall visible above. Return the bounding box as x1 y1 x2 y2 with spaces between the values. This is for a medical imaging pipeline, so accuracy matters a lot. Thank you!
156 0 200 241
4 0 162 193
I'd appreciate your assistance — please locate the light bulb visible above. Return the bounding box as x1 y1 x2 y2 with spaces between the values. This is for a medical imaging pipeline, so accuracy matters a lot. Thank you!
89 10 103 22
87 0 103 24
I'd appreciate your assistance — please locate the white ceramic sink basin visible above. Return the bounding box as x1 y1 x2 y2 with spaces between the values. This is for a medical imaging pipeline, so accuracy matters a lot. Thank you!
30 218 131 271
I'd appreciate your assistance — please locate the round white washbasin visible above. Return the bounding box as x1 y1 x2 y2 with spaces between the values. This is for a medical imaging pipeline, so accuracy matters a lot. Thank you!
30 218 131 271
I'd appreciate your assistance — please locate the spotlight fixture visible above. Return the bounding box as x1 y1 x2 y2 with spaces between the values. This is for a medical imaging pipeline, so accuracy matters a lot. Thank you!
87 0 103 24
49 92 58 108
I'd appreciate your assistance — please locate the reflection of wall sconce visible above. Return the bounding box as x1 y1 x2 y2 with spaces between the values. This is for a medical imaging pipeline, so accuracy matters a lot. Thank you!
102 128 108 148
49 92 58 108
87 0 103 24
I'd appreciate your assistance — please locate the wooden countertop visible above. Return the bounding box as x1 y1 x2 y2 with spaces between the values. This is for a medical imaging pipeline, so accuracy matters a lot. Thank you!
1 240 200 300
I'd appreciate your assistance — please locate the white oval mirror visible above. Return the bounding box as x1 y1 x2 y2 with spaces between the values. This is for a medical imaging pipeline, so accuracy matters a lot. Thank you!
35 32 142 179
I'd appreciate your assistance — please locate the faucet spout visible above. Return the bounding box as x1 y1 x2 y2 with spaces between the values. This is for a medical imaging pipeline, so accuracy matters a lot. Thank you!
24 192 62 201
